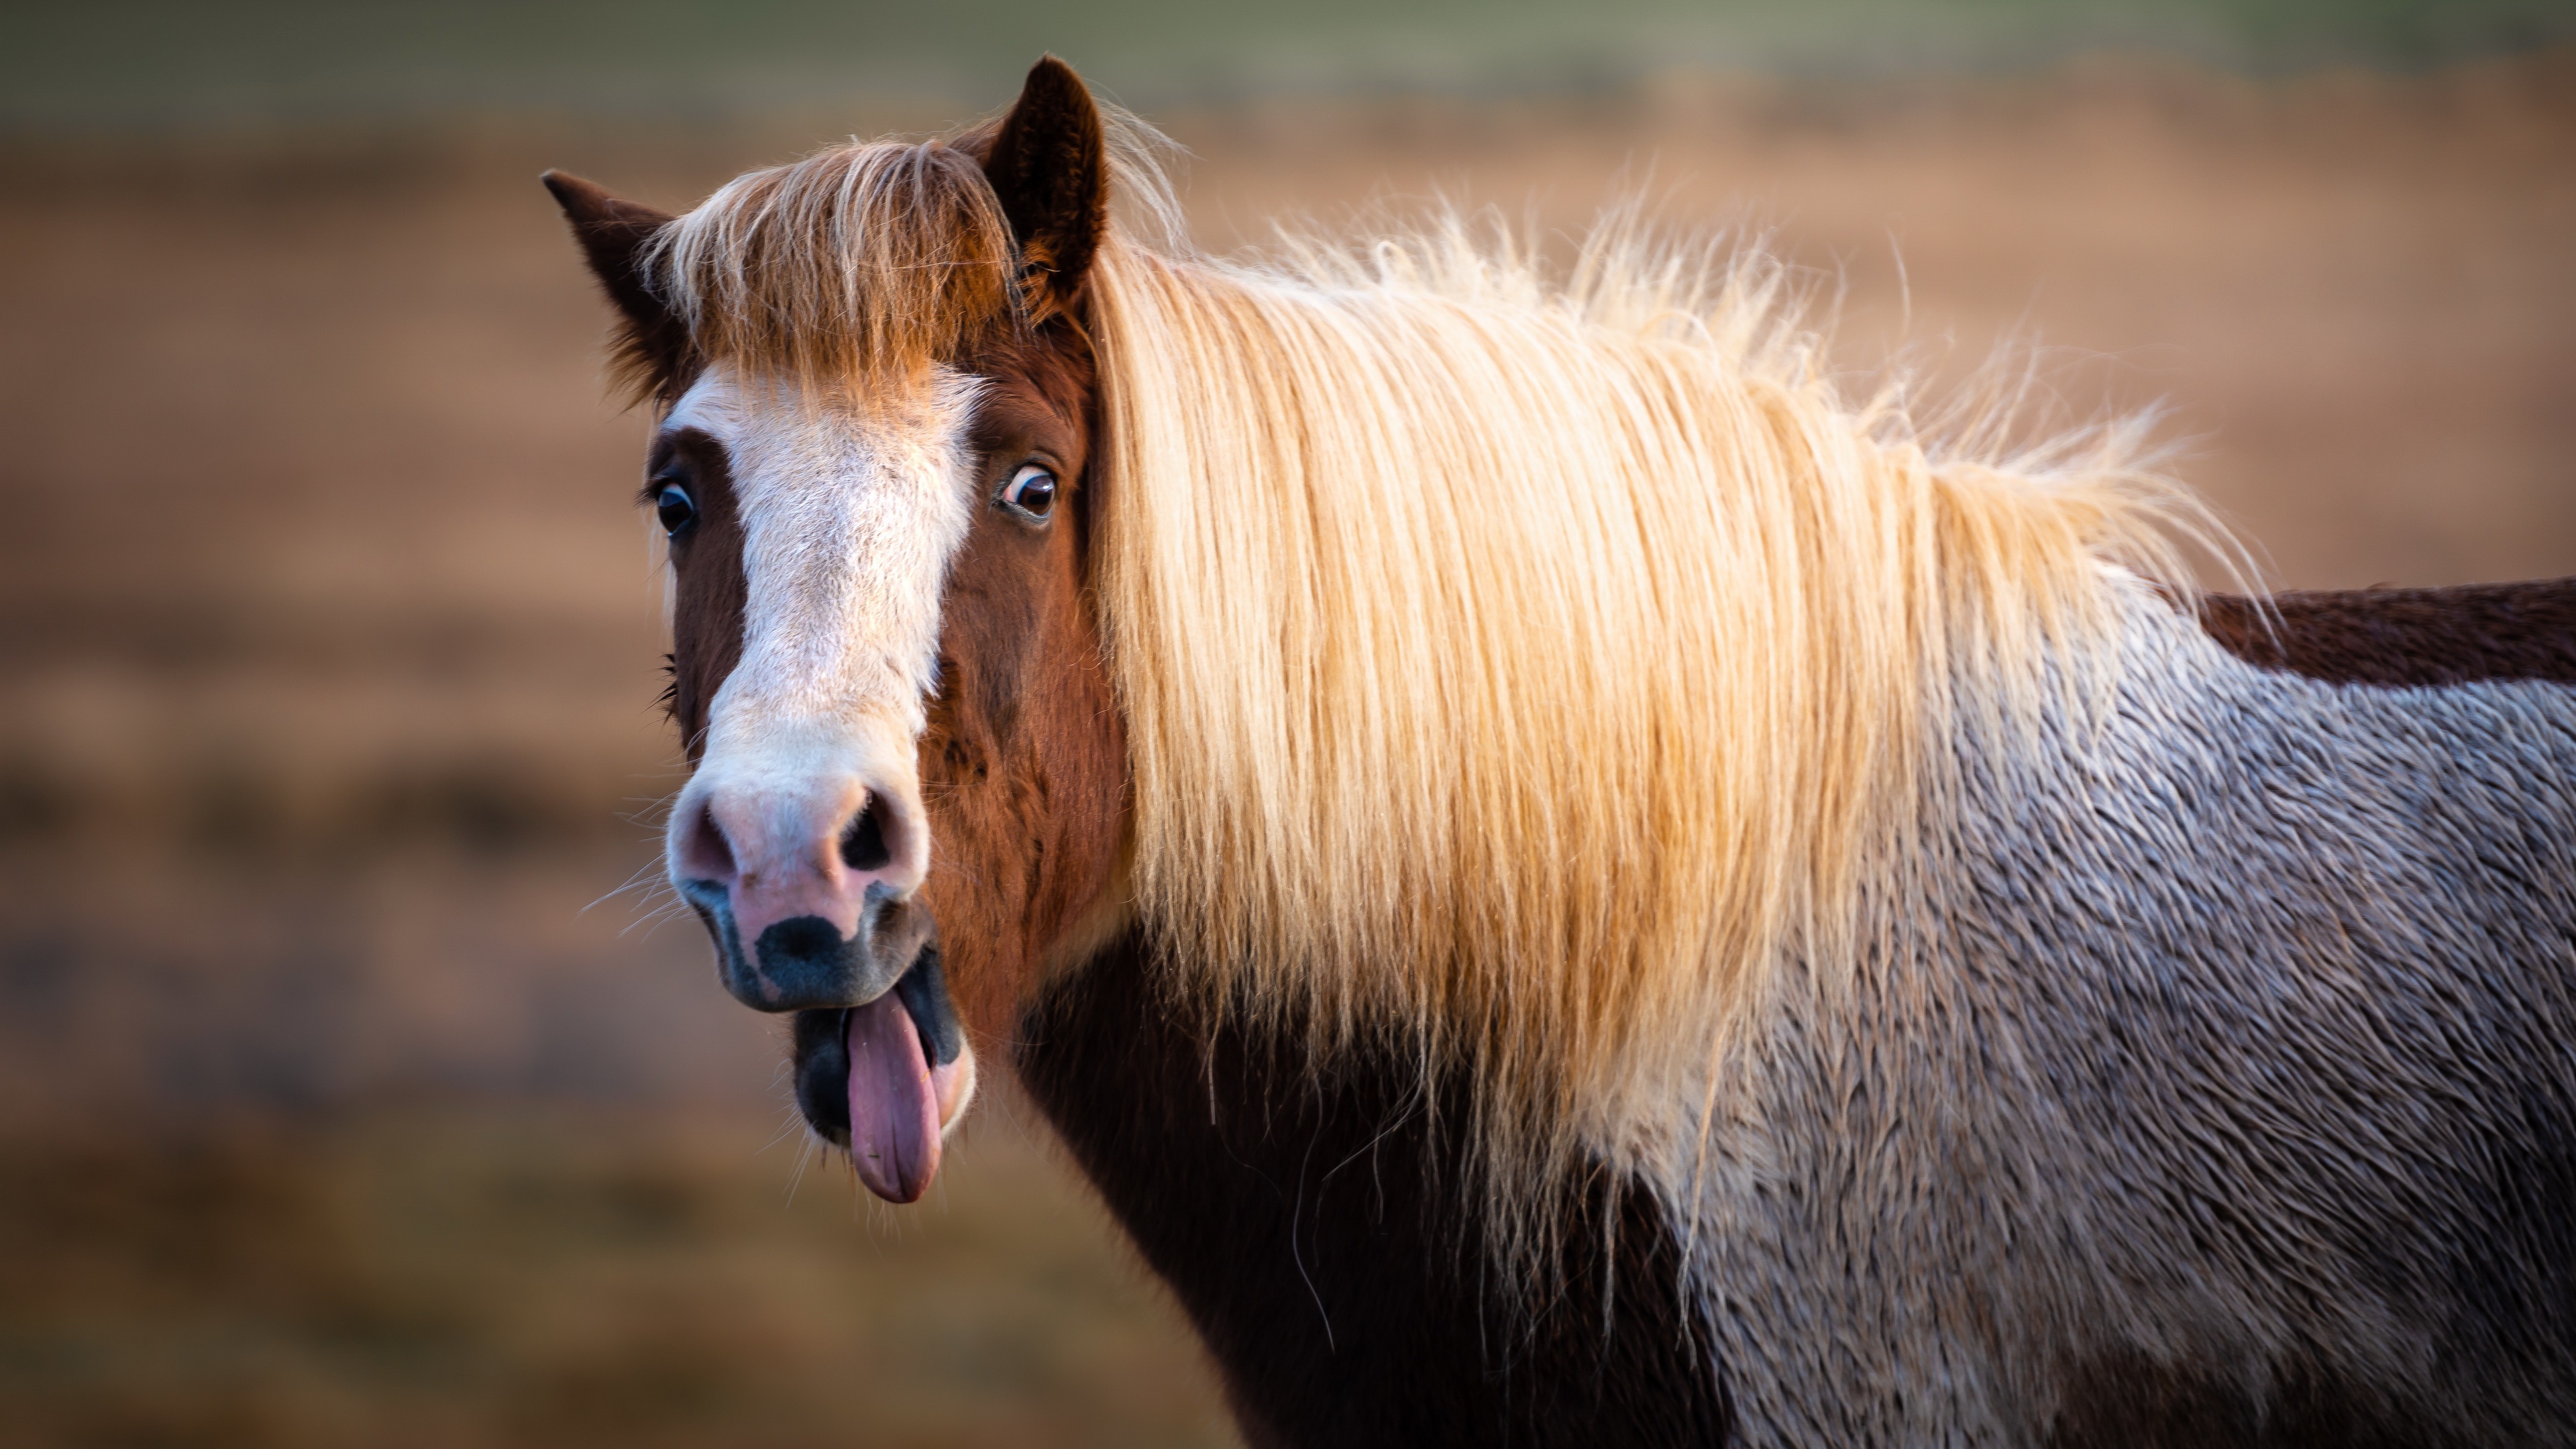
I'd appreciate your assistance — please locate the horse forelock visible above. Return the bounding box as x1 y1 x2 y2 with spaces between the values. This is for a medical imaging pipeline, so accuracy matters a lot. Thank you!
633 138 1020 400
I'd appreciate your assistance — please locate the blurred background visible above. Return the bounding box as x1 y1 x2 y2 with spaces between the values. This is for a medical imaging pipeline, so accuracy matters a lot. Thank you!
3 2 2571 1445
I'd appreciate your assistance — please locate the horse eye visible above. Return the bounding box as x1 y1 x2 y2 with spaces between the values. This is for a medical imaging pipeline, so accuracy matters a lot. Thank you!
656 484 696 535
1002 464 1057 520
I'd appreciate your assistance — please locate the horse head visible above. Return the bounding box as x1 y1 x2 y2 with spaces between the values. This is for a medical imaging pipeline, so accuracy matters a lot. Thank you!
545 58 1126 1203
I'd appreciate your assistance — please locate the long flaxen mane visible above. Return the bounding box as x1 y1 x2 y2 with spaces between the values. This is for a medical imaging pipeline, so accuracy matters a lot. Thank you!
635 115 2230 1254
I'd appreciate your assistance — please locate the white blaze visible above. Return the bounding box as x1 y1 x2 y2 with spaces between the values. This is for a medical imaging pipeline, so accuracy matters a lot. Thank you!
662 362 981 894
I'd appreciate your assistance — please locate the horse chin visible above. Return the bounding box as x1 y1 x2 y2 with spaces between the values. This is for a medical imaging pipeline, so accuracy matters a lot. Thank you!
790 941 975 1202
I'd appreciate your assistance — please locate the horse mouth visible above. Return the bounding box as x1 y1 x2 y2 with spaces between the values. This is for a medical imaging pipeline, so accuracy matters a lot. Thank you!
791 944 973 1203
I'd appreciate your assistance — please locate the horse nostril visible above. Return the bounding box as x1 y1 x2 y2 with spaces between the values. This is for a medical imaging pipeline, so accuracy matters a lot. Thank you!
840 797 892 873
681 801 739 881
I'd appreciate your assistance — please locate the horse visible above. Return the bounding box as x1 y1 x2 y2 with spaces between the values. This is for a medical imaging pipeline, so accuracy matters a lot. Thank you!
545 57 2576 1447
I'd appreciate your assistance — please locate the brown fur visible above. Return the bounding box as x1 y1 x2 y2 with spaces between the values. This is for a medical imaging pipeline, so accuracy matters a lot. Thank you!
2046 1348 2422 1449
916 313 1129 1046
1016 933 1731 1447
649 425 742 760
2198 578 2576 688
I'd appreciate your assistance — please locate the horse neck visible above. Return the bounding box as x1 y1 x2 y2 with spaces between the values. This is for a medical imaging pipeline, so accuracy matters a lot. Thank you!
1010 930 1731 1444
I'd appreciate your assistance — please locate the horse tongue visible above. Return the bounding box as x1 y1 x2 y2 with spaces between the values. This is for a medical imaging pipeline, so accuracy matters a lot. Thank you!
845 992 941 1203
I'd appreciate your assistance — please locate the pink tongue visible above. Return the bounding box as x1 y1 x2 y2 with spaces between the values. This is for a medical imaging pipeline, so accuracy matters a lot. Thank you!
845 993 941 1203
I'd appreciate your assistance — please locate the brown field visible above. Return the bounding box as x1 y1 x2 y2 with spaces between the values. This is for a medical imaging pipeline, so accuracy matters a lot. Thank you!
3 52 2572 1446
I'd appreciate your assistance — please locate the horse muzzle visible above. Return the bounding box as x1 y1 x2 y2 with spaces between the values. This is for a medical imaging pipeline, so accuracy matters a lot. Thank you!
669 763 977 1201
684 885 973 1203
669 759 932 1012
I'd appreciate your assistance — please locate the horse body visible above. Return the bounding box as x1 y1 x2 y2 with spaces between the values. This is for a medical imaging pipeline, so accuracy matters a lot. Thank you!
546 58 2576 1446
1014 582 2576 1448
1675 584 2576 1444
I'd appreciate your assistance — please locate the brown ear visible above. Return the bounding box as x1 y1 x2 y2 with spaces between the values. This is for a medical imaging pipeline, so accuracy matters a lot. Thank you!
981 56 1110 319
541 170 689 393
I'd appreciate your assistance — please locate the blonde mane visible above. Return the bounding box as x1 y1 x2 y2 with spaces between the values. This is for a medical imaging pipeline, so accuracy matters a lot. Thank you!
1088 180 2222 1248
643 123 2225 1254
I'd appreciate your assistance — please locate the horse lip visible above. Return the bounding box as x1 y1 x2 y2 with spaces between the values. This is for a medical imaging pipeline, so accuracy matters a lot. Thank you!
892 941 963 1067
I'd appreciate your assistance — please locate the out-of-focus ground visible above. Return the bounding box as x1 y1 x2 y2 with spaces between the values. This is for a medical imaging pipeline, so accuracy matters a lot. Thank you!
1 49 2571 1448
1 1109 1224 1448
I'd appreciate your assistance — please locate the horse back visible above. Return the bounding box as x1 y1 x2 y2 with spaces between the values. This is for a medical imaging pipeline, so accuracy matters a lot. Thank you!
2197 576 2576 690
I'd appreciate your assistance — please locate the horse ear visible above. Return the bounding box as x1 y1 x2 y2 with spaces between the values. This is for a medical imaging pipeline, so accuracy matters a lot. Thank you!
981 56 1109 316
541 170 688 382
